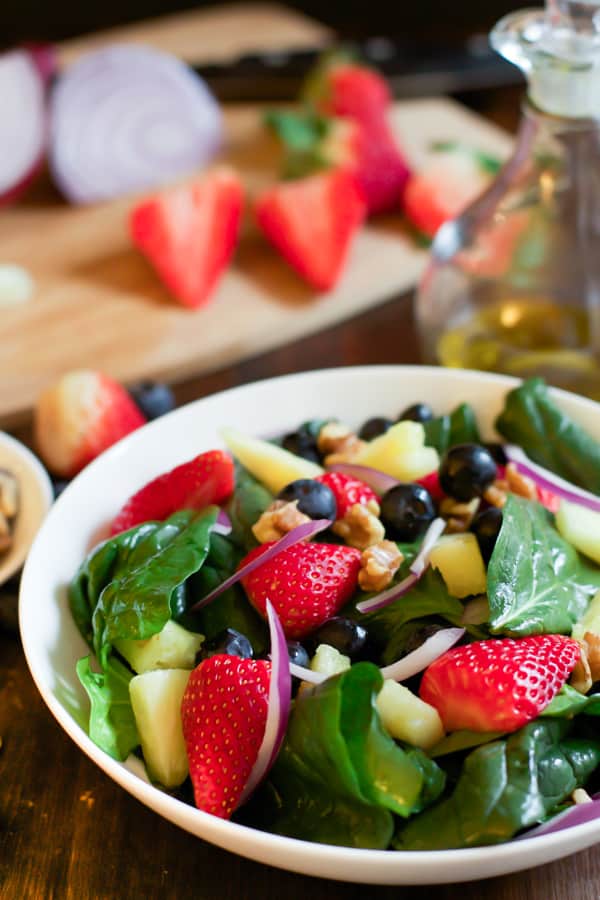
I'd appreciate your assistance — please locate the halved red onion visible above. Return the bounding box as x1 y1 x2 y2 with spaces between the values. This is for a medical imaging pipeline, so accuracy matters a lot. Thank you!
517 797 600 840
379 627 465 681
409 517 446 576
504 444 600 513
239 599 291 805
328 463 399 496
49 45 222 204
189 518 332 612
356 517 446 614
0 48 49 205
212 508 232 536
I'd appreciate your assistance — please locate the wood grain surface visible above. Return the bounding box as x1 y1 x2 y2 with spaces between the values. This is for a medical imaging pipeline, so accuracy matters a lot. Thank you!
0 99 510 427
3 294 600 900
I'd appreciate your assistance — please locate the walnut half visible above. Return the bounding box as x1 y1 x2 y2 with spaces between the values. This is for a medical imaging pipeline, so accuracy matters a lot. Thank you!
358 540 403 593
333 503 385 550
252 500 310 544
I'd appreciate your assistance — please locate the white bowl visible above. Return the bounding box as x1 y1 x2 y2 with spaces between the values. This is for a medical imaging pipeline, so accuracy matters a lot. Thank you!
18 366 600 885
0 431 53 586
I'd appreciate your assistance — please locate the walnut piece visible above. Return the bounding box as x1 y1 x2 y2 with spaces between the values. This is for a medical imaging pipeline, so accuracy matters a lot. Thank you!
505 462 537 501
440 497 480 533
252 500 310 544
570 631 600 694
333 503 385 550
358 540 403 592
483 479 509 508
583 631 600 682
317 422 366 466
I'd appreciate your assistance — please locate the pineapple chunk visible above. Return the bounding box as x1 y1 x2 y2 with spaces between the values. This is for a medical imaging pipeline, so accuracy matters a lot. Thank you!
220 427 323 493
376 679 444 749
572 589 600 642
310 644 351 678
556 499 600 566
115 620 203 674
354 421 439 482
428 533 487 598
129 668 191 787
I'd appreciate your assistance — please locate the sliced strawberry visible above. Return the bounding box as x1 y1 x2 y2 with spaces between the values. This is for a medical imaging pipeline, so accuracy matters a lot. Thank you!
181 654 271 819
130 167 243 309
404 148 493 239
316 471 380 519
419 635 580 733
240 541 361 639
110 449 234 534
255 169 365 291
34 370 146 478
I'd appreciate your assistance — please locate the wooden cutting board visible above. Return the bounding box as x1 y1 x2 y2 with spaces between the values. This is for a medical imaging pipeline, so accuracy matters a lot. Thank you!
0 7 512 427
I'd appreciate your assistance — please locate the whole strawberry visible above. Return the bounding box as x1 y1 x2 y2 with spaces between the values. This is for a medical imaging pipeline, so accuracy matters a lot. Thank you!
240 541 361 639
181 655 271 819
419 635 580 733
110 449 234 534
316 471 380 519
34 370 146 477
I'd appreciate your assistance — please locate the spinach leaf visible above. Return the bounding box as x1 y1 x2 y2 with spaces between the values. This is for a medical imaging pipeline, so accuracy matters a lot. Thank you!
76 655 139 761
394 720 600 850
487 495 598 636
226 464 273 551
259 663 441 848
542 685 600 718
495 377 600 493
423 403 481 455
354 568 466 665
70 508 218 668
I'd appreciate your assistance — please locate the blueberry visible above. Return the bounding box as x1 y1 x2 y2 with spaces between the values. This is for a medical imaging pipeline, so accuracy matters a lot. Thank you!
277 478 337 520
439 443 497 501
281 430 321 464
287 641 310 668
484 442 508 466
129 380 175 421
358 417 393 441
380 483 436 542
307 617 368 659
471 507 503 563
200 628 253 660
397 402 434 424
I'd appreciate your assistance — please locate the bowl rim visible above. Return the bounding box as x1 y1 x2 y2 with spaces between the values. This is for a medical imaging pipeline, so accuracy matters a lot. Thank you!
18 365 600 884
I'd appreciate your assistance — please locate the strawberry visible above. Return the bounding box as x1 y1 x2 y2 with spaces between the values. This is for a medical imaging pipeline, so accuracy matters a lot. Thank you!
404 145 497 239
255 170 366 291
34 370 146 478
130 167 243 309
110 449 234 534
416 471 446 502
419 634 580 733
240 541 362 638
352 119 411 215
181 654 271 819
316 471 380 518
306 61 391 127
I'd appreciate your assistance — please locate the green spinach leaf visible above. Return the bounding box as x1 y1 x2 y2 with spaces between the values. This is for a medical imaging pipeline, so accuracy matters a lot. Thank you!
423 403 481 455
76 655 139 761
394 720 600 850
226 464 273 551
487 495 599 636
259 663 441 848
495 377 600 493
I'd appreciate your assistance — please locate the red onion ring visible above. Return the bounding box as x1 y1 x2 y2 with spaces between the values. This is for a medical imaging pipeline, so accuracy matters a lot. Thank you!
288 662 326 684
356 517 446 613
212 509 232 536
189 518 332 612
239 600 291 805
327 462 399 496
0 48 49 205
504 445 600 514
379 627 465 681
49 44 222 204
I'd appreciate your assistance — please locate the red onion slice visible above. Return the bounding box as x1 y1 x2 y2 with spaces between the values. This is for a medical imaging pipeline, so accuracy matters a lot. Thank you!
0 49 48 205
212 509 232 536
289 662 326 684
189 518 332 612
504 445 600 513
356 517 446 614
517 797 600 840
239 600 291 805
49 45 222 204
379 627 465 681
328 463 399 496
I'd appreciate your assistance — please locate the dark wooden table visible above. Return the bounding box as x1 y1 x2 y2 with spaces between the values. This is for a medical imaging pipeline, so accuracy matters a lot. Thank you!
2 293 600 899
